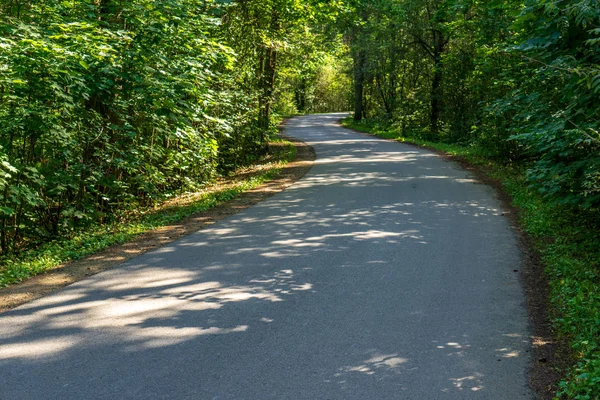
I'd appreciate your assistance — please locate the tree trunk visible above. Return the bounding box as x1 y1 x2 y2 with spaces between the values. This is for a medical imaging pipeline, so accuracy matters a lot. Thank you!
354 50 366 121
430 31 446 135
295 78 307 113
0 217 7 254
257 11 279 150
258 46 277 146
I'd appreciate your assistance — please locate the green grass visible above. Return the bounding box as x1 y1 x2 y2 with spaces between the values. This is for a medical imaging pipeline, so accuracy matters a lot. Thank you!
343 117 600 399
0 138 297 288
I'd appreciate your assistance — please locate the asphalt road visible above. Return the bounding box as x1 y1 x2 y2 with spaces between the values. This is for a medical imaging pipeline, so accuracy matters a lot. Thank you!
0 113 532 399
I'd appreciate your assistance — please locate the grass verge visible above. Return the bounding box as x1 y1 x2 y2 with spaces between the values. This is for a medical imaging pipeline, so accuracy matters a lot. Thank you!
343 117 600 399
0 138 296 288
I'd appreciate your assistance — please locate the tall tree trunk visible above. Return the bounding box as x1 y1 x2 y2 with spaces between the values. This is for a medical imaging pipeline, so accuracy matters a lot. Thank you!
258 46 277 146
0 216 7 254
430 31 446 135
376 74 392 117
257 11 279 151
354 49 366 121
295 78 307 113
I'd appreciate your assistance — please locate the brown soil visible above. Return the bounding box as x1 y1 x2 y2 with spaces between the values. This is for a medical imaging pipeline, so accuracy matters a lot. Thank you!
346 126 571 400
0 135 315 314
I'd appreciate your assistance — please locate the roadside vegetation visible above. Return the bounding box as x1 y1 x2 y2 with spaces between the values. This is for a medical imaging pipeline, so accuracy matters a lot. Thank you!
0 137 296 287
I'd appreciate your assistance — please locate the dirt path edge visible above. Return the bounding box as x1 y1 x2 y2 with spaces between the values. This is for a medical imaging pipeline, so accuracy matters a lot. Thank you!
0 134 315 314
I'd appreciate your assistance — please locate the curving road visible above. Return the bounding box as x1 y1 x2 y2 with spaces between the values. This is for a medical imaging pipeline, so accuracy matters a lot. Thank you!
0 114 532 399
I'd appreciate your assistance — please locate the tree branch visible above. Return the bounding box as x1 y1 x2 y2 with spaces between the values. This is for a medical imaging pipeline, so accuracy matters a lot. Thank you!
408 32 435 60
562 113 600 145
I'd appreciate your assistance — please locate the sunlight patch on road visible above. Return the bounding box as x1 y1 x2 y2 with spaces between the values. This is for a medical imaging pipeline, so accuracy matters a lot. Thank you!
130 325 249 350
0 336 82 360
0 268 312 362
337 353 408 377
449 373 484 392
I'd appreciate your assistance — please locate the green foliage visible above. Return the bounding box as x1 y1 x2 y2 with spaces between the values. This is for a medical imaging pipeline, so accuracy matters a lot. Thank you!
0 0 238 253
505 0 600 209
277 50 353 114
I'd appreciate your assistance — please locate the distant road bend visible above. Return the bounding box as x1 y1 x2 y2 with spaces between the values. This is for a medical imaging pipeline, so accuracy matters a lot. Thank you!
0 113 532 399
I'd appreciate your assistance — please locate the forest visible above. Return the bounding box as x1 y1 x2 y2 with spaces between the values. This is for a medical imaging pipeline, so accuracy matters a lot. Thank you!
1 0 599 397
346 0 600 208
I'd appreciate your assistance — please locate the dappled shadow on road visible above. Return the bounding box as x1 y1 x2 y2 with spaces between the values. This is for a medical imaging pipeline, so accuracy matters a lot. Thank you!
0 267 313 357
0 113 529 399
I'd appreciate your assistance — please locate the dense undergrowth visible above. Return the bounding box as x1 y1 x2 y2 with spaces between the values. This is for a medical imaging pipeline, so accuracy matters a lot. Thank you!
343 118 600 399
0 138 296 288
